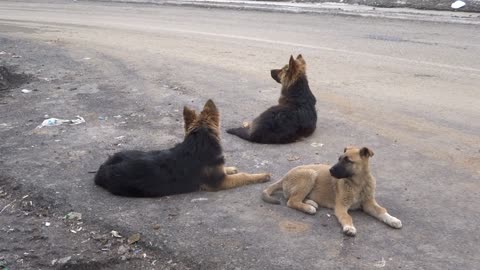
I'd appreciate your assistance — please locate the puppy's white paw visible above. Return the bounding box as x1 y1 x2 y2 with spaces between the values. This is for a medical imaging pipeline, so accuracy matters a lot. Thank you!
304 205 317 215
305 199 318 209
381 213 403 229
343 225 357 236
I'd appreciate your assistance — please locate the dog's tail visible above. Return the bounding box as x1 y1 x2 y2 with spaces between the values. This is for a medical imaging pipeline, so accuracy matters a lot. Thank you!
261 178 283 204
226 127 252 141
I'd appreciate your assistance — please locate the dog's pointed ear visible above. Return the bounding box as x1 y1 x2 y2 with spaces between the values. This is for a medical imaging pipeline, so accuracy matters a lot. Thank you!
288 55 297 71
360 147 374 158
296 54 306 65
200 99 220 124
183 106 197 131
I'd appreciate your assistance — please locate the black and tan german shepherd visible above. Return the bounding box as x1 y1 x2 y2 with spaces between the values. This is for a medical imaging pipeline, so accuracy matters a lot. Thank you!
227 55 317 144
94 100 270 197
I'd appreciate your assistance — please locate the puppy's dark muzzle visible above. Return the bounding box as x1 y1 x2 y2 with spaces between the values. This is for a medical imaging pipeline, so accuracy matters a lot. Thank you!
329 167 337 178
329 165 351 179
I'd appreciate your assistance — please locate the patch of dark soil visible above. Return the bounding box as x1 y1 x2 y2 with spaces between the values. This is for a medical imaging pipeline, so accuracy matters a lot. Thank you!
0 174 166 270
0 66 31 91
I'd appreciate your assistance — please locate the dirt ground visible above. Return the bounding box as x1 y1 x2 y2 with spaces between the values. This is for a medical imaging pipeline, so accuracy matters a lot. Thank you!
0 36 192 270
0 175 171 270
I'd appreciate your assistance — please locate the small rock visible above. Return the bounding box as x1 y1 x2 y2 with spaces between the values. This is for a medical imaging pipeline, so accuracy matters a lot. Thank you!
21 89 32 93
117 244 129 255
45 222 51 227
65 212 82 220
127 233 141 245
153 224 161 230
69 87 77 91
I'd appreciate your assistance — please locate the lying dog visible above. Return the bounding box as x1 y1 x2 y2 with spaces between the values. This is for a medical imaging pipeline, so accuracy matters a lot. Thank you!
95 100 270 197
262 147 402 236
227 54 317 144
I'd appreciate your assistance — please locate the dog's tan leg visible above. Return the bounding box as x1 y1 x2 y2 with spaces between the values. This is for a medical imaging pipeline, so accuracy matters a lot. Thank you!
362 199 402 229
285 169 318 215
287 196 317 215
334 205 356 236
224 166 238 175
216 173 270 190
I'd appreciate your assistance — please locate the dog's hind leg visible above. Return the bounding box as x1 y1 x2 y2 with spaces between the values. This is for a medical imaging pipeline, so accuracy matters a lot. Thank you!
216 173 271 190
285 169 318 215
362 199 402 229
224 166 239 175
304 199 318 209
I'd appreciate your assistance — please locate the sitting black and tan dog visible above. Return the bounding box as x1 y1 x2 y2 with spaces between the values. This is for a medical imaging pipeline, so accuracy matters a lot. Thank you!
227 55 317 144
95 100 270 197
261 146 402 236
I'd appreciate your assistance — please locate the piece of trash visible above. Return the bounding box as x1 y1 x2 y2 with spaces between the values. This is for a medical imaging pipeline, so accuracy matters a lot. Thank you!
83 57 91 60
287 155 300 161
374 257 386 268
37 116 85 128
127 233 141 245
65 212 82 220
111 230 122 238
113 115 122 118
98 116 107 120
56 256 72 265
70 229 77 234
45 222 51 227
451 1 466 9
114 136 125 140
21 89 32 93
311 142 324 148
12 55 21 58
190 198 208 202
326 213 331 217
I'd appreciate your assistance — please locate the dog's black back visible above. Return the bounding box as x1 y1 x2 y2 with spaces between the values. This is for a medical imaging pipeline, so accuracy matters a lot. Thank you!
227 55 317 144
94 100 225 197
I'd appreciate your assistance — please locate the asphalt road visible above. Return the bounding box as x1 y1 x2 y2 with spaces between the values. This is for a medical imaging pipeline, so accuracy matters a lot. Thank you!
1 0 479 269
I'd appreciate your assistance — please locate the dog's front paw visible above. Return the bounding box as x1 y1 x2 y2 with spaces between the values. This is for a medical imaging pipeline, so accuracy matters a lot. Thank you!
343 225 357 236
387 216 402 229
261 173 271 183
381 213 402 229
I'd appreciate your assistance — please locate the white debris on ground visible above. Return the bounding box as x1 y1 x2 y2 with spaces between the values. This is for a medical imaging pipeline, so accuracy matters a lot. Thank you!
190 198 208 202
37 116 85 128
374 257 386 268
451 1 466 9
310 142 324 148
